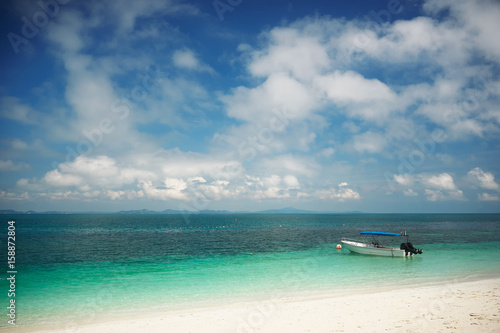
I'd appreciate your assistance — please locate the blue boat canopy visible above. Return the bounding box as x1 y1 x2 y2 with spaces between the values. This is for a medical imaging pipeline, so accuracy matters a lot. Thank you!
361 231 402 236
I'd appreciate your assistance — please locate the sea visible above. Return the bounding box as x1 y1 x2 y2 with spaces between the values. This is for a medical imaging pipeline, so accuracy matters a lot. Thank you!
1 213 500 327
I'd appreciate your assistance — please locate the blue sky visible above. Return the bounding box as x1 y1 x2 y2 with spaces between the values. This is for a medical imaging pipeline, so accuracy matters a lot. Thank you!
1 0 500 213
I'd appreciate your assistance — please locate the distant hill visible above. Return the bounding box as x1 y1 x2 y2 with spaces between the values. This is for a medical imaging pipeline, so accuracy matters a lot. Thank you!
117 209 158 214
254 207 363 214
111 207 337 214
255 207 314 214
0 208 363 215
0 210 73 214
118 209 234 214
0 210 23 214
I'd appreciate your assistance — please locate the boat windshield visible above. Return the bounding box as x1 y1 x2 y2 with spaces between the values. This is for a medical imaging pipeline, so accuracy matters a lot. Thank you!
360 231 401 236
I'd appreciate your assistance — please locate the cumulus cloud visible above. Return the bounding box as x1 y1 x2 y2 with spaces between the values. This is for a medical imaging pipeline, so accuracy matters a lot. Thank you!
10 151 360 206
140 178 188 201
424 0 500 61
173 49 199 69
258 155 319 178
315 182 360 201
222 73 316 122
248 27 330 81
3 0 500 211
467 167 500 191
283 175 300 189
44 170 84 187
422 173 457 191
394 172 465 201
220 0 500 165
0 96 41 125
45 9 86 53
0 160 29 171
105 0 200 34
0 191 29 201
478 193 500 201
424 189 464 202
314 71 397 122
394 174 415 187
315 71 395 103
350 131 387 154
11 139 28 150
172 49 214 73
319 147 335 158
403 188 418 197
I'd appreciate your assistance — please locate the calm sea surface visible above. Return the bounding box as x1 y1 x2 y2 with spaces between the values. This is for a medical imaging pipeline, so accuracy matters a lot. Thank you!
1 213 500 326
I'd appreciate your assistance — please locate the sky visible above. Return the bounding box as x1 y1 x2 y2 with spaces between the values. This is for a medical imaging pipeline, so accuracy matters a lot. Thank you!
0 0 499 213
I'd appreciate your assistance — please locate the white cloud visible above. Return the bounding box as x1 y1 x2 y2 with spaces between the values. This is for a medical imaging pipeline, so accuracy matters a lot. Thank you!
59 155 117 177
258 154 319 178
8 150 365 205
11 139 28 150
283 175 300 189
336 187 361 201
196 180 233 201
248 27 330 81
435 154 454 164
173 49 199 69
350 131 387 154
158 153 244 180
0 191 29 201
46 9 88 53
44 169 84 187
3 0 500 212
424 189 465 201
315 182 360 201
11 152 239 203
363 17 467 65
467 167 500 191
319 147 335 158
65 67 124 136
0 160 29 171
43 4 197 153
44 13 140 151
106 0 200 34
424 0 500 62
478 193 500 201
422 173 457 191
47 191 80 201
222 72 316 122
394 174 415 187
315 71 396 104
221 1 500 163
38 155 154 191
105 189 142 201
403 189 418 197
0 96 41 125
393 172 465 201
140 178 188 201
172 49 214 73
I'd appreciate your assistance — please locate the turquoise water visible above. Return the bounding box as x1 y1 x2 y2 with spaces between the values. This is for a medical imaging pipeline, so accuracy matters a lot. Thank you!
1 214 500 326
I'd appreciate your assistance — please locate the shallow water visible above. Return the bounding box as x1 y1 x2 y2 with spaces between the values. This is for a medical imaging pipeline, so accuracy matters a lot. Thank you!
1 213 499 326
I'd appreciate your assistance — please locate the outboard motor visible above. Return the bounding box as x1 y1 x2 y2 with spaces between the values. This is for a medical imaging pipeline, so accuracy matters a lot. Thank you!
400 242 423 255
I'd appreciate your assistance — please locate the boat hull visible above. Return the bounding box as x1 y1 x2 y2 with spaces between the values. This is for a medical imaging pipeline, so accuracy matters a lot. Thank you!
341 240 407 257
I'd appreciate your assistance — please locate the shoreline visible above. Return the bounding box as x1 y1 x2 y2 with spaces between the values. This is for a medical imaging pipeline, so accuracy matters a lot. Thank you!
4 275 500 333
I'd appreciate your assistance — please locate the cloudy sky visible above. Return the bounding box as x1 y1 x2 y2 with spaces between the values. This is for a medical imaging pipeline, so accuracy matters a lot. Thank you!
1 0 499 213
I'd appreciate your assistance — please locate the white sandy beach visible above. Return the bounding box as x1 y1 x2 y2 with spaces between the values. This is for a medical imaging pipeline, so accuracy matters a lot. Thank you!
5 277 500 333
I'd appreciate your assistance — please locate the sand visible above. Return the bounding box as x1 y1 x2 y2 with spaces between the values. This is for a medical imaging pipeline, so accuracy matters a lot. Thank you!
4 277 500 333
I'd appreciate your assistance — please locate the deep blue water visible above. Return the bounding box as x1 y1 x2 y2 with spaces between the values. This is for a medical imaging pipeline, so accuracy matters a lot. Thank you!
1 213 500 326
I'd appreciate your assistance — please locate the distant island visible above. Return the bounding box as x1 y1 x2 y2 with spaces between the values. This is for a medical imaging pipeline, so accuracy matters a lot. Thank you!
0 207 364 215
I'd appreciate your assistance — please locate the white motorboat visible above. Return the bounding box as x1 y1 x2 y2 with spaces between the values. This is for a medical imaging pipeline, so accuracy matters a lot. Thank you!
341 231 423 257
